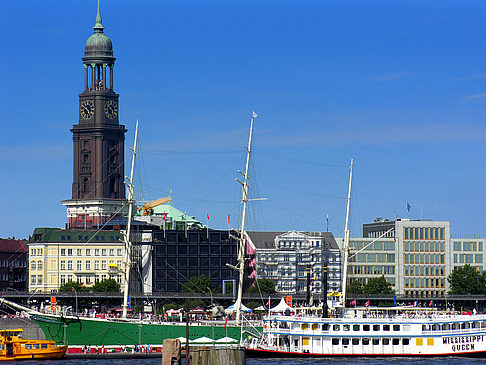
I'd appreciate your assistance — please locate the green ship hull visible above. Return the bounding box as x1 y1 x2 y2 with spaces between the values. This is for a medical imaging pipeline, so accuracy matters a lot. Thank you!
30 313 258 346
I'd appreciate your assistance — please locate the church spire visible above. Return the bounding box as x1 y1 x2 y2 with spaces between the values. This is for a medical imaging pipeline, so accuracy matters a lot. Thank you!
93 0 104 33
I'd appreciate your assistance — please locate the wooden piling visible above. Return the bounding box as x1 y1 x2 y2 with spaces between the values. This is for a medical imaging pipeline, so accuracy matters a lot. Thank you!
162 339 181 365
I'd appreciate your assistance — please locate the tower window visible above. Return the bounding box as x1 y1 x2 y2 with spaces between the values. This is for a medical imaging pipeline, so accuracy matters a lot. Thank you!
83 178 90 194
83 154 89 163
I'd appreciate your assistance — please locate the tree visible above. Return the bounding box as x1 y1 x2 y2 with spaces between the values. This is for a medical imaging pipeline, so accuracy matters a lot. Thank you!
362 276 394 295
347 280 363 295
181 275 211 294
448 264 486 295
246 278 276 294
91 279 120 293
59 281 86 292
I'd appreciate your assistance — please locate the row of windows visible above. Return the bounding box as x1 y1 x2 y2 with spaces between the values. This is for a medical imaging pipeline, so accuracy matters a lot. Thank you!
351 265 395 275
351 277 396 286
30 275 42 285
454 254 483 264
453 241 484 252
423 321 484 331
155 245 234 256
350 253 395 263
404 241 445 252
0 260 24 268
30 248 43 256
404 277 445 288
60 274 122 285
404 227 445 240
59 260 121 271
351 241 395 251
60 248 123 257
31 261 43 270
59 235 118 241
331 338 410 346
404 265 445 276
404 253 445 264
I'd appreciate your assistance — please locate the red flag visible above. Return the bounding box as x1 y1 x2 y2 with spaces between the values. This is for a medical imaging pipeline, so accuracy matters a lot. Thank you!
224 316 228 328
364 301 370 307
350 300 356 306
207 213 210 220
163 212 166 221
227 213 230 224
265 299 270 307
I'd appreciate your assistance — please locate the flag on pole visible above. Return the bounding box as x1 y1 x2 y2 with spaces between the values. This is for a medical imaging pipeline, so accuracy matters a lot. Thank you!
406 202 411 212
224 315 228 329
413 300 418 307
163 212 166 221
207 213 210 220
228 213 230 224
350 300 356 306
252 111 258 118
364 301 370 307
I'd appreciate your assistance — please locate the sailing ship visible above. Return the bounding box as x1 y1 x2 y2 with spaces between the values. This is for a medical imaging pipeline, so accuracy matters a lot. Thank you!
0 114 259 350
245 160 486 357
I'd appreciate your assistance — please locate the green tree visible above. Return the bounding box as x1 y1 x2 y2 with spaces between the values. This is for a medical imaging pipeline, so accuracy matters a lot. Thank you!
59 281 86 292
347 280 363 295
246 278 276 294
182 275 211 294
448 264 486 295
91 279 120 293
362 276 394 295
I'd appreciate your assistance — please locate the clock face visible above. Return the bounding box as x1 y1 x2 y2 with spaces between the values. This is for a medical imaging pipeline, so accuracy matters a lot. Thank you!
105 100 118 119
80 100 94 119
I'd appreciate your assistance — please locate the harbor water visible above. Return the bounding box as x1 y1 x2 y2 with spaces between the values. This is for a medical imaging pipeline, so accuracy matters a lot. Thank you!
2 357 486 364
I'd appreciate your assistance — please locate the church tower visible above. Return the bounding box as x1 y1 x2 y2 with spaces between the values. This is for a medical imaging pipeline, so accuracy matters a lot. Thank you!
63 1 127 229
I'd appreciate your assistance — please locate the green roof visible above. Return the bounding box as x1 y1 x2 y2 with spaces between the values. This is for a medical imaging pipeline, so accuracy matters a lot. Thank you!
30 227 122 243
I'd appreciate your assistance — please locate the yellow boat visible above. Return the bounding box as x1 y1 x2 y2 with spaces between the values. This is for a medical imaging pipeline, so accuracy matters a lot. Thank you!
0 329 67 361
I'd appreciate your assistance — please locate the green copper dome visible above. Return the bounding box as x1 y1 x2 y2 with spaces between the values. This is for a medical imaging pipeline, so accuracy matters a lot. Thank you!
84 0 113 58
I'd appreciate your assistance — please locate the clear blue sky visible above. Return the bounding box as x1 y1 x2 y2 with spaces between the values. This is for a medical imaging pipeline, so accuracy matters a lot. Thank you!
1 0 486 239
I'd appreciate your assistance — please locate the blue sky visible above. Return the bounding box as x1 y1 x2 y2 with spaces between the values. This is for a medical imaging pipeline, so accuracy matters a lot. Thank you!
1 0 486 239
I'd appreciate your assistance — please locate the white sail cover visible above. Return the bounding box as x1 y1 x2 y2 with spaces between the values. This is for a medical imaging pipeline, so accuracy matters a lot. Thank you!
269 298 295 313
225 303 252 313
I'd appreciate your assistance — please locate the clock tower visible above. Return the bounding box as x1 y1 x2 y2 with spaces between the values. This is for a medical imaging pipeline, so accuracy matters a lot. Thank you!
63 1 127 229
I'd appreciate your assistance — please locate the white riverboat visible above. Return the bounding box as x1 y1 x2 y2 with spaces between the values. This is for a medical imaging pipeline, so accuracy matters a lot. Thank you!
245 306 486 357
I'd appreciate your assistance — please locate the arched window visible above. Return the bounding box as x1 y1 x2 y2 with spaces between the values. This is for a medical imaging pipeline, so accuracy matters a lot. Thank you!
37 261 43 270
83 178 89 194
31 261 36 270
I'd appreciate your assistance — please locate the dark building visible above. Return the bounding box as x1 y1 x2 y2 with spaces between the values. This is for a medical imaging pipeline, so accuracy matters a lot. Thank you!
0 239 27 291
362 218 396 238
62 2 127 229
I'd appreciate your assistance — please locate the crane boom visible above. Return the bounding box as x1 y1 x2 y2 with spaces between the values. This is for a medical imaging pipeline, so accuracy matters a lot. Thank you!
142 196 172 215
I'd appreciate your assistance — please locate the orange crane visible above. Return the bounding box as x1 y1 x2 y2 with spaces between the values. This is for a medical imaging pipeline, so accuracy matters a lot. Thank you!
140 196 172 216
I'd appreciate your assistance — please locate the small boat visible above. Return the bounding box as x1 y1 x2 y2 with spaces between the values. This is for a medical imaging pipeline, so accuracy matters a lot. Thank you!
0 329 67 361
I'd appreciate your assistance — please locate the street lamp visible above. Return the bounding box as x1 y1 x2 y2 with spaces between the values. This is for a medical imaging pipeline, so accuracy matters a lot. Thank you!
72 288 78 314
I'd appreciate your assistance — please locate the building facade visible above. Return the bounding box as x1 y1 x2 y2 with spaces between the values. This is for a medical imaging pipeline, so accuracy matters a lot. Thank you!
28 228 125 293
249 231 341 295
0 239 27 291
450 237 486 272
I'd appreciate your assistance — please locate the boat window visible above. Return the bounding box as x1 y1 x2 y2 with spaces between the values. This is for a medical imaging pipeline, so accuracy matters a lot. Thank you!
332 338 339 345
453 323 460 330
461 322 470 329
33 344 40 349
301 324 309 330
403 338 410 345
342 338 350 345
383 325 390 331
343 324 350 331
352 338 360 345
382 338 390 345
372 338 380 345
353 324 360 331
363 325 370 331
481 321 486 328
322 324 330 331
442 324 450 330
472 322 479 329
392 338 400 345
41 344 48 349
0 344 4 350
333 324 340 331
422 325 429 331
25 344 31 349
431 324 438 331
373 324 380 331
362 338 370 345
403 325 411 331
393 325 400 331
311 323 318 331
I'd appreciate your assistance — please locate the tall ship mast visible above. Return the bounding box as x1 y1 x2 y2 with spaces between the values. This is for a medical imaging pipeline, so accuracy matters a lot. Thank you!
234 111 257 326
122 117 139 318
341 158 353 307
